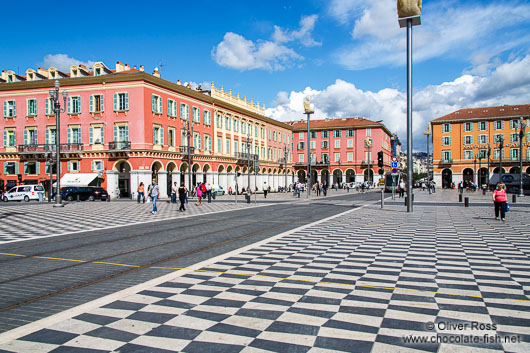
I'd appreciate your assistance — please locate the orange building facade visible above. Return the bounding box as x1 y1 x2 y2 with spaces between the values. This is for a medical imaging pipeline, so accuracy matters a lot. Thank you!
431 104 530 188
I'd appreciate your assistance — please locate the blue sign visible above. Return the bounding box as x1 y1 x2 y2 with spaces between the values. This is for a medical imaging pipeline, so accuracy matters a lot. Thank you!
392 168 397 173
391 162 398 168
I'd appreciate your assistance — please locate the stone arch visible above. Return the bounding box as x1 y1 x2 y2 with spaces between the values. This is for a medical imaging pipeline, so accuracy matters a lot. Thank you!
180 162 189 186
112 159 132 172
363 168 374 183
192 163 200 186
113 160 132 198
462 168 474 184
166 161 178 194
297 170 306 183
509 166 520 174
262 167 267 174
526 166 530 174
151 160 163 183
218 165 225 173
345 169 355 183
493 167 506 174
203 163 211 173
227 165 234 173
442 168 453 188
478 168 489 186
332 168 342 185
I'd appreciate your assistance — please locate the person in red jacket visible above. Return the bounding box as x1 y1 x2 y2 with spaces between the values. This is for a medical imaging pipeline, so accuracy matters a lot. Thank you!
493 183 507 221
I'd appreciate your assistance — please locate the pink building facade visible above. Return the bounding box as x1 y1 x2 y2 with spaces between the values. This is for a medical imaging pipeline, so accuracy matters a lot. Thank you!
289 118 394 185
0 61 292 198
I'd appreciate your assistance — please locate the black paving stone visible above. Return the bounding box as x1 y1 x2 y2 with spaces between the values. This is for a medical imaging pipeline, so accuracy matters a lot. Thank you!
183 341 244 353
146 325 201 340
250 338 311 353
314 336 373 353
21 329 77 345
85 326 139 342
126 311 175 324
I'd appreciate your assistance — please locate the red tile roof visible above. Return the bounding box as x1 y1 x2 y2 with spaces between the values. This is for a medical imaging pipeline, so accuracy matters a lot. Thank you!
433 104 530 123
288 117 384 130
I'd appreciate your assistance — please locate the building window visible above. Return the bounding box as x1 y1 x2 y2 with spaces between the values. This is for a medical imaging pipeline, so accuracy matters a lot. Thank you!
152 125 163 145
217 137 222 153
463 135 473 145
298 154 304 163
442 124 451 133
347 129 354 137
310 141 316 149
442 150 451 162
511 148 519 161
334 130 341 138
24 129 38 145
67 127 82 145
310 131 317 139
68 160 80 172
114 93 129 111
478 121 488 131
193 107 201 123
89 126 104 144
299 132 304 139
298 142 305 150
89 95 104 113
366 128 371 137
3 100 16 117
68 96 81 114
24 162 38 175
321 153 329 163
203 111 211 125
273 131 277 141
152 94 163 114
45 98 54 115
334 152 340 162
255 125 258 137
463 122 473 132
204 135 212 152
46 128 56 145
225 139 230 154
168 128 175 147
347 152 353 162
463 150 473 160
494 120 504 130
4 161 17 175
180 103 189 120
234 141 238 155
478 149 487 159
168 99 177 117
321 130 329 138
510 133 519 143
27 99 37 116
91 160 104 171
494 134 504 144
442 136 451 146
334 140 340 148
347 139 353 148
510 120 520 129
321 141 328 149
494 149 505 159
478 135 488 144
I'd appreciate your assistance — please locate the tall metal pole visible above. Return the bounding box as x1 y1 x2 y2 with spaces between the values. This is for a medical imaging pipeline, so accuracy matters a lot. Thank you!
247 134 251 198
499 136 504 181
284 145 288 192
519 118 523 195
367 147 371 185
50 80 66 207
188 125 192 197
487 144 491 186
406 19 413 212
479 157 482 186
474 158 477 185
426 131 430 194
306 112 311 198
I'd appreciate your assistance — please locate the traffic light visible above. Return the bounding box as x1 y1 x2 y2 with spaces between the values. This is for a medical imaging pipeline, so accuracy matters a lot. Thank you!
377 151 384 167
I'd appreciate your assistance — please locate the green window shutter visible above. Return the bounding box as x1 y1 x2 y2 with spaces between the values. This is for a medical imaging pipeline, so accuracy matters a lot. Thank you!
113 126 118 142
34 130 38 144
89 95 94 113
153 126 156 144
113 93 117 111
13 131 16 146
67 128 71 144
161 128 164 145
67 97 71 114
91 161 94 170
101 126 104 143
501 121 505 130
124 93 129 110
15 162 19 174
24 130 28 145
124 125 129 141
67 161 70 171
158 97 163 114
79 97 81 113
3 130 6 147
45 99 49 115
36 162 40 175
45 129 49 144
167 99 170 116
470 136 473 144
3 162 6 174
3 101 6 117
89 127 93 144
13 101 16 116
101 95 104 112
152 95 156 112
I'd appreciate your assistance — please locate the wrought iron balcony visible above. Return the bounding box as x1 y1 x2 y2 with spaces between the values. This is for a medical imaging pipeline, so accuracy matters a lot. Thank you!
179 146 195 155
108 141 131 150
439 159 453 164
18 143 83 153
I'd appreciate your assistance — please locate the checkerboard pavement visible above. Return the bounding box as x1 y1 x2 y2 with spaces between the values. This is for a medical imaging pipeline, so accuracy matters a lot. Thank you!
0 200 264 244
0 191 529 352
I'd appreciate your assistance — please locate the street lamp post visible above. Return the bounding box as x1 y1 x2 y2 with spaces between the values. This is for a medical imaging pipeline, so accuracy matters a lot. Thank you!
519 117 526 197
424 124 431 194
498 135 504 181
478 156 482 187
283 144 289 192
49 80 68 207
474 158 477 185
182 120 194 196
246 134 252 198
487 144 491 185
398 1 421 212
303 97 314 198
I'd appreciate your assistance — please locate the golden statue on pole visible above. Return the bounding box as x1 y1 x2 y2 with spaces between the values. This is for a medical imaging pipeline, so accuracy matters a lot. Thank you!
397 0 422 18
303 97 314 114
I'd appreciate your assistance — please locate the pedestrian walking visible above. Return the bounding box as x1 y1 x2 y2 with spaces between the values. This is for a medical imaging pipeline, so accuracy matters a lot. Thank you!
150 180 160 214
195 183 203 206
493 183 507 221
137 182 145 203
263 182 268 198
178 183 187 211
171 182 178 203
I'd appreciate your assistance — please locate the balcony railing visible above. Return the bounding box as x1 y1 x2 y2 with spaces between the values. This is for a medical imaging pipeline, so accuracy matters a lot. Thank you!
235 152 258 161
294 161 330 167
439 159 453 164
108 141 131 150
179 146 195 154
18 143 83 153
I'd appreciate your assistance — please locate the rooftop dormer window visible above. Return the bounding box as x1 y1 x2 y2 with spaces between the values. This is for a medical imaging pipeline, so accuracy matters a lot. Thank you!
72 69 78 78
28 73 34 81
94 68 101 76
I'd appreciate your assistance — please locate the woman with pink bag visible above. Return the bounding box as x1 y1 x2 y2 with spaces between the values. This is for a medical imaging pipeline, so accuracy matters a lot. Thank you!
195 183 203 206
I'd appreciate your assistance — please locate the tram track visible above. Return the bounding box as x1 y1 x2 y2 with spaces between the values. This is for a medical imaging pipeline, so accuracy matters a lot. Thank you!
0 204 340 314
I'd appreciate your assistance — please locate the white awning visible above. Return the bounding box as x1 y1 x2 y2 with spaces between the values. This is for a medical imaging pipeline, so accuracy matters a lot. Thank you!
54 173 99 187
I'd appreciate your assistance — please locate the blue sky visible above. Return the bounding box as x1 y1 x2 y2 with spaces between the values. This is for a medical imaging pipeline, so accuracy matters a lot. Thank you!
3 0 530 151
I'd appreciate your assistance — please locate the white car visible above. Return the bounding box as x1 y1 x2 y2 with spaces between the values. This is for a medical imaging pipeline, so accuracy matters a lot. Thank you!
210 185 225 196
3 184 45 202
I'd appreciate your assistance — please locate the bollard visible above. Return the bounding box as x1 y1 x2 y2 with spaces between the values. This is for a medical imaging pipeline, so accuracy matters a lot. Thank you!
208 193 212 203
77 194 80 202
404 196 407 206
246 194 250 204
459 194 463 202
464 197 469 207
482 189 486 195
512 194 517 203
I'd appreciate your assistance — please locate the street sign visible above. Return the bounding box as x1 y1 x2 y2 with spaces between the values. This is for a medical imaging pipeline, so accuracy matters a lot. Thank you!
392 156 397 162
378 178 385 185
391 162 398 168
392 168 397 173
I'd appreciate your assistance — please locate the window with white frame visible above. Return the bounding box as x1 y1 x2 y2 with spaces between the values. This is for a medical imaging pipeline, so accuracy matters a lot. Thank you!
3 100 16 117
442 136 451 146
233 141 238 155
27 99 37 116
442 150 451 161
68 160 80 172
273 131 277 141
299 131 303 139
152 94 162 114
310 141 316 149
478 135 488 144
478 121 488 131
321 153 329 163
114 93 129 111
494 149 505 159
45 128 56 145
91 160 104 171
152 125 164 145
463 135 473 145
45 98 54 115
4 161 17 175
334 152 340 162
494 134 504 143
334 130 341 138
321 130 329 138
511 148 519 160
310 131 317 139
3 129 16 147
255 125 258 137
24 161 39 175
321 141 328 149
347 139 353 148
89 126 104 144
463 122 473 132
192 107 201 123
510 120 520 129
217 137 222 153
510 133 519 142
347 152 353 162
347 129 354 137
168 128 175 147
334 140 340 148
442 123 451 133
225 116 230 130
204 135 212 152
494 120 504 130
193 133 201 150
463 150 473 160
478 149 487 159
234 118 239 132
67 96 81 114
310 153 316 163
203 110 211 125
67 127 82 145
89 95 104 113
298 142 305 150
167 99 177 118
180 103 189 120
225 139 230 154
365 128 371 137
298 154 304 163
24 128 38 145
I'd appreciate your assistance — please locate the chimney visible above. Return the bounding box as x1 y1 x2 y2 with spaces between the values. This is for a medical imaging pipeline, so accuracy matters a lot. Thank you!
152 68 160 78
124 63 130 70
211 81 214 88
115 61 124 72
139 65 144 72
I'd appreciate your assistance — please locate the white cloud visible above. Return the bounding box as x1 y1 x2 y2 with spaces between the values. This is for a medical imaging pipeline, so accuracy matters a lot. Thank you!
212 32 302 71
329 0 530 70
42 54 97 72
213 15 319 71
272 15 321 47
267 55 530 151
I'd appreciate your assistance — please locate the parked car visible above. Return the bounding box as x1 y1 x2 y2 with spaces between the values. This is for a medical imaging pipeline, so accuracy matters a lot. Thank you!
3 184 45 202
61 186 109 201
211 185 225 196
